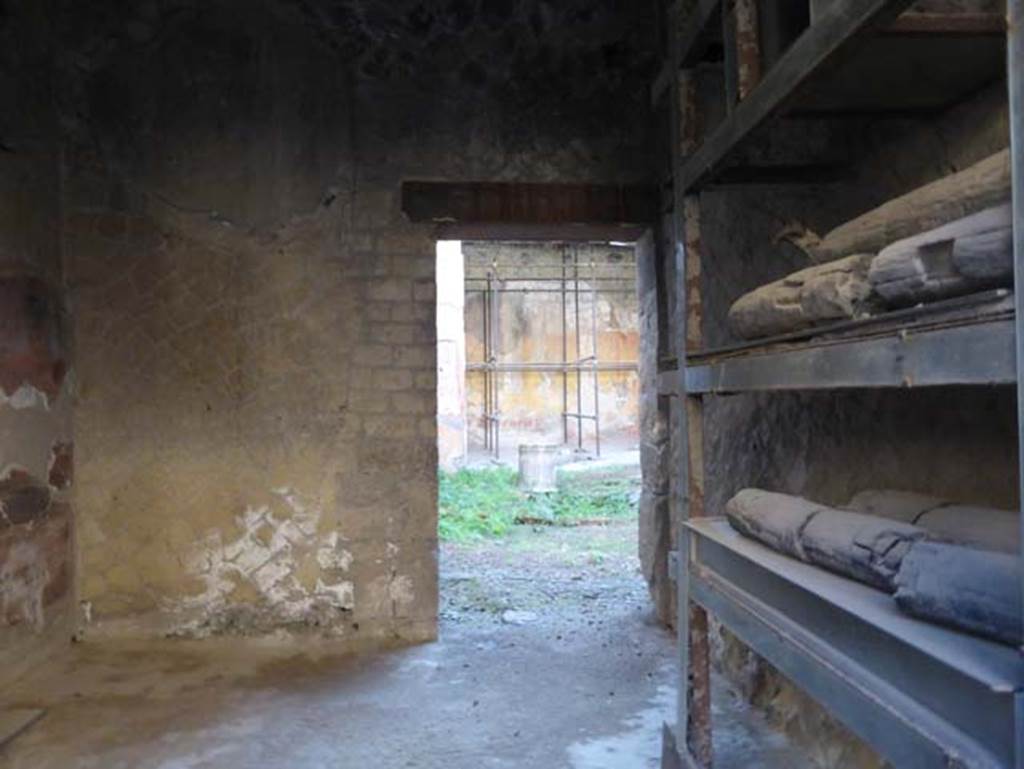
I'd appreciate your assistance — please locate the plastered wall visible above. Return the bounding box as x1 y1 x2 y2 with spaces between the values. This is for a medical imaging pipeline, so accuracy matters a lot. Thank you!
50 0 657 643
0 0 76 686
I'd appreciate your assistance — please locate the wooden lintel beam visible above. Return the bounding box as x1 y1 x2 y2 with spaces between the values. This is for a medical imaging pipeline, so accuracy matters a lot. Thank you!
401 182 659 226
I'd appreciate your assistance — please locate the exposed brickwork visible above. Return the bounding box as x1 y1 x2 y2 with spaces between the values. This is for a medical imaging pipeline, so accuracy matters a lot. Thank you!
39 0 657 649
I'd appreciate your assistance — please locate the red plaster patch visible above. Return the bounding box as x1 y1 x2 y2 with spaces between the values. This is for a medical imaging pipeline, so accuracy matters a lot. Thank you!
0 276 67 403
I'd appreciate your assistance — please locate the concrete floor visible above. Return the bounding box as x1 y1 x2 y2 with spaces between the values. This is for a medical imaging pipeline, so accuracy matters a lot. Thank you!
0 523 808 769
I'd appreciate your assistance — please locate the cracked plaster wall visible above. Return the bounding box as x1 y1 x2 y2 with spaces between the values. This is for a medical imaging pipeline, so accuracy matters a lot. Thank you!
56 0 657 642
0 0 76 687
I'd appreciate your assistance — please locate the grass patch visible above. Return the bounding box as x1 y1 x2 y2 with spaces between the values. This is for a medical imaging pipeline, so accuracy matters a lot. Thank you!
438 467 637 542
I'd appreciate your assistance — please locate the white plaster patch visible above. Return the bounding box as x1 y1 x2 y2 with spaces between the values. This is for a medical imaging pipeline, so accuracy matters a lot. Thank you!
0 384 49 411
0 541 49 631
316 531 353 571
175 487 354 632
315 578 355 607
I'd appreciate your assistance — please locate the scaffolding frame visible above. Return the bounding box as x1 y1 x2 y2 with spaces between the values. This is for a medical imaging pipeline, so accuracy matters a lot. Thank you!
466 245 638 460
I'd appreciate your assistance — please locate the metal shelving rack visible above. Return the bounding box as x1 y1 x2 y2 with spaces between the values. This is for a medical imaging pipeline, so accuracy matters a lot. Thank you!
654 1 1024 768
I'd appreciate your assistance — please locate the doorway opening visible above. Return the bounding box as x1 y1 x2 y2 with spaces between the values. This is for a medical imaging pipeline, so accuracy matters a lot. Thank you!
438 240 640 469
434 237 645 631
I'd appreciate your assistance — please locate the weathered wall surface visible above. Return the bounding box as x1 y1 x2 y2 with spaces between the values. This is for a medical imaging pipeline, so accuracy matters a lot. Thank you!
691 84 1014 767
463 242 640 454
636 230 673 623
0 1 76 685
58 0 657 641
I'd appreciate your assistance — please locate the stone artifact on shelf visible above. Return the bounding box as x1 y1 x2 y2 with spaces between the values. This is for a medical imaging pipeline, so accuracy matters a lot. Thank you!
725 488 1022 645
868 203 1012 306
808 149 1010 263
727 253 877 340
847 488 1019 554
725 488 926 590
894 541 1021 646
726 149 1012 341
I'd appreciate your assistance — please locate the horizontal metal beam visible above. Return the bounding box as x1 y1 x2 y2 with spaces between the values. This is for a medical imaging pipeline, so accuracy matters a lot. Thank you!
689 518 1020 769
402 182 659 226
677 0 917 192
464 288 636 295
682 318 1015 394
467 362 637 373
465 276 636 283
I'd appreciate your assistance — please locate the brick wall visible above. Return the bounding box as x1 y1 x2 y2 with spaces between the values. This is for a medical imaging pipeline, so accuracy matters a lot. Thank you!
56 0 656 643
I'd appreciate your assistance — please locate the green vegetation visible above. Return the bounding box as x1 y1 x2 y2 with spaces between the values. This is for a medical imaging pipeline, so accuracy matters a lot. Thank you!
438 467 637 542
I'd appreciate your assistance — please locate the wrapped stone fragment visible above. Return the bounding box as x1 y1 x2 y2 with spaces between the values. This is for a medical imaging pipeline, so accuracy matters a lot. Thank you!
848 489 1019 554
894 542 1021 646
725 488 823 560
845 489 943 523
725 488 927 590
799 508 927 591
868 203 1012 306
809 149 1011 262
728 253 877 339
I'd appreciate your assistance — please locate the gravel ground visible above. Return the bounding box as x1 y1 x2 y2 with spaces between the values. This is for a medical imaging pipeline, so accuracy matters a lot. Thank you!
441 520 650 631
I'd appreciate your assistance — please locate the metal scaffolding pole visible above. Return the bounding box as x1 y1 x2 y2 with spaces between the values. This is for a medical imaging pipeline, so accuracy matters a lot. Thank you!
466 245 634 459
574 248 584 451
562 247 570 446
592 254 602 457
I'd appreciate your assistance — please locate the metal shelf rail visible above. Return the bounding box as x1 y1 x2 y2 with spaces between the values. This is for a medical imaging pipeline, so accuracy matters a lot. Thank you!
655 1 1024 767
